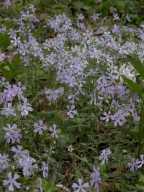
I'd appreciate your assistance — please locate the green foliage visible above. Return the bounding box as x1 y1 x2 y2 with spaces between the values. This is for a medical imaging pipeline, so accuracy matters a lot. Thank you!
0 33 10 50
129 56 144 80
123 76 143 96
0 56 22 80
42 180 57 192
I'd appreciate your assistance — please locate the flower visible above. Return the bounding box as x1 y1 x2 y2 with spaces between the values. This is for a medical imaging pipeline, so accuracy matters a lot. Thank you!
34 120 47 135
44 87 64 102
41 162 49 178
128 154 144 172
67 105 77 119
0 153 9 172
67 145 74 152
100 112 112 123
19 98 33 117
111 108 129 126
99 148 111 165
112 25 120 34
128 158 140 172
91 13 100 21
90 167 101 192
18 154 38 177
72 178 89 192
2 83 24 103
0 52 6 62
3 124 22 144
119 63 136 82
1 103 16 117
3 172 21 192
48 14 72 33
49 124 60 138
11 145 29 159
4 0 12 8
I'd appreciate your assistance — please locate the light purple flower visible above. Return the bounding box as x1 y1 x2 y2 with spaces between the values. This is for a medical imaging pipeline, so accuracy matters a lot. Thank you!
41 162 49 178
34 120 47 135
0 153 9 172
0 52 6 62
113 12 120 21
96 75 112 96
90 167 101 192
2 83 24 103
3 172 21 192
48 14 72 33
4 0 12 8
4 124 22 144
99 148 111 165
49 124 59 138
128 155 144 172
19 98 33 116
44 87 64 102
112 25 120 34
18 154 38 177
100 112 111 123
1 103 16 117
128 158 141 172
72 178 89 192
67 105 77 119
91 13 101 21
11 145 29 159
111 109 129 126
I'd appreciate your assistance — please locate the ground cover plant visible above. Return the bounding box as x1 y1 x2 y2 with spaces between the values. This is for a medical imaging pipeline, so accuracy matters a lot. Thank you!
0 0 144 191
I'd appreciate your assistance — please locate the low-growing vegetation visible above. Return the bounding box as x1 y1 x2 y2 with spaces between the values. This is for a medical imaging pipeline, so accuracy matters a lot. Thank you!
0 0 144 191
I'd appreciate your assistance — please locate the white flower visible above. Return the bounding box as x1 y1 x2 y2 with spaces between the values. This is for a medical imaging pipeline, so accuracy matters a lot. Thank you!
67 145 74 152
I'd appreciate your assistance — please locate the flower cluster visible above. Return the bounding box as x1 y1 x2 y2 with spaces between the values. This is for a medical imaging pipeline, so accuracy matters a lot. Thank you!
0 80 32 117
72 167 101 192
128 154 144 172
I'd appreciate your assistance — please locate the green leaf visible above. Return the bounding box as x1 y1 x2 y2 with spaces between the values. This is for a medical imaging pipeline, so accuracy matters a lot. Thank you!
0 33 10 50
123 76 143 95
129 55 144 79
139 174 144 183
42 180 57 192
0 55 21 80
